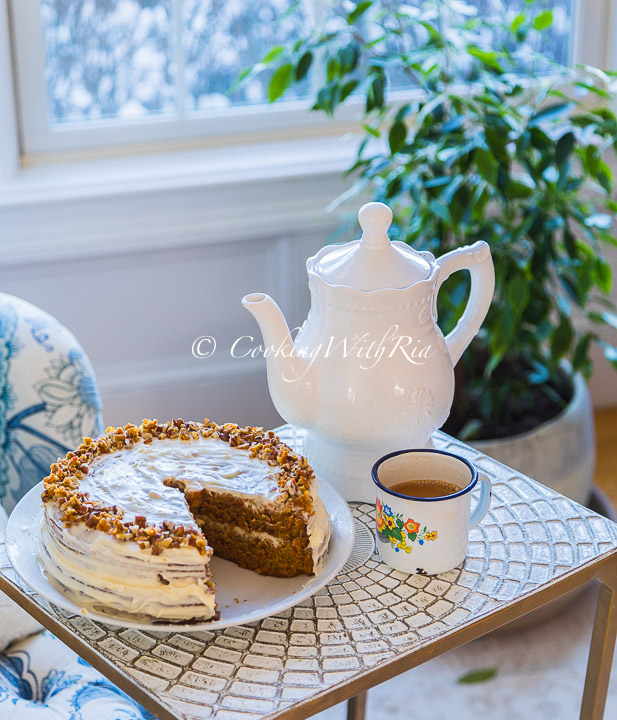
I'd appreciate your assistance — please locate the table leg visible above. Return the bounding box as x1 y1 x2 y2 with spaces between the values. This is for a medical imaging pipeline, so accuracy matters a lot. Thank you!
580 578 617 720
346 691 367 720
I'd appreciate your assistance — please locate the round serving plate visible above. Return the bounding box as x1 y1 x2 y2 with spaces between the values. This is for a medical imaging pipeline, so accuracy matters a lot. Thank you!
6 480 355 631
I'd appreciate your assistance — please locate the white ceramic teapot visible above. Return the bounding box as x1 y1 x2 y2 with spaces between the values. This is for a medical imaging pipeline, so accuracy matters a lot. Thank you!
243 201 494 501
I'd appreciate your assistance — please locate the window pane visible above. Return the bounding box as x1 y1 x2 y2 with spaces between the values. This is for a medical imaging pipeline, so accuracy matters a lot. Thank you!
39 0 572 127
182 0 311 112
42 0 175 123
471 0 572 66
386 0 572 89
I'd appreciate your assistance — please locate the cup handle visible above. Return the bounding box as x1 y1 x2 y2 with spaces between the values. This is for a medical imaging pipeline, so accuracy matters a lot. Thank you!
469 472 492 528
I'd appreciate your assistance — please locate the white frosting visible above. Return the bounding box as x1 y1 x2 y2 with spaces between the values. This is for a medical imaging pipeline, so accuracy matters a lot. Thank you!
308 494 331 573
80 437 280 526
39 508 216 621
40 433 332 621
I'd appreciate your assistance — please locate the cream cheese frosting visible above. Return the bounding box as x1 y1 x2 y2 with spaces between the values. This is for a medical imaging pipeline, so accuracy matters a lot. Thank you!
79 436 280 527
39 511 216 621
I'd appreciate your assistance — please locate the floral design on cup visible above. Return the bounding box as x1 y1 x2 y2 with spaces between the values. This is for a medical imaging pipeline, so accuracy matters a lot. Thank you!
376 498 438 553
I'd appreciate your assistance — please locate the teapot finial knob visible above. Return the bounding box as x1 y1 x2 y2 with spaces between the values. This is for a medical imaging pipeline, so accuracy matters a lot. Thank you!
358 202 393 248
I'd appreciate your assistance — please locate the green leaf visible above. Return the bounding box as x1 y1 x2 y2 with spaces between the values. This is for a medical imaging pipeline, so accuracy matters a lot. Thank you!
507 274 530 317
550 315 573 365
533 10 553 30
313 83 340 116
529 103 573 127
572 333 593 375
586 146 600 175
595 257 612 293
362 123 380 138
341 79 360 101
467 46 503 72
508 178 534 198
388 121 407 154
268 63 293 102
563 229 578 259
458 418 483 441
295 51 313 81
476 147 498 185
327 56 341 82
485 126 509 163
410 532 417 542
424 177 451 189
556 132 574 166
348 0 372 24
262 45 285 64
338 43 359 73
511 13 525 32
366 73 385 112
458 668 498 684
492 306 516 358
229 63 264 93
429 199 450 222
485 344 506 377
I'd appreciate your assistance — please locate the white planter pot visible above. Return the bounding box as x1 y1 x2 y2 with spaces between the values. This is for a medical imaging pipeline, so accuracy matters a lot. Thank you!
470 373 595 506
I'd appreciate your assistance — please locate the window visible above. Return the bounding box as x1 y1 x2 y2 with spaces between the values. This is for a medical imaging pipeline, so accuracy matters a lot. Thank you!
11 0 314 155
3 0 604 160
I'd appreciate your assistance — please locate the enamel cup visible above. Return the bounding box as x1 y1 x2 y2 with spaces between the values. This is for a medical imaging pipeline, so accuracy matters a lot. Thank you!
372 449 492 575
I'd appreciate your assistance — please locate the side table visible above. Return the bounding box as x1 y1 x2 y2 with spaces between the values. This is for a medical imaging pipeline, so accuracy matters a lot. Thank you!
0 427 616 720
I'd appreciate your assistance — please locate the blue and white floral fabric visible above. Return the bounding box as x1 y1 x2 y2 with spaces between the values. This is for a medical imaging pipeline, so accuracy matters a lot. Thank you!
0 505 41 652
0 293 104 512
0 295 149 719
0 631 155 720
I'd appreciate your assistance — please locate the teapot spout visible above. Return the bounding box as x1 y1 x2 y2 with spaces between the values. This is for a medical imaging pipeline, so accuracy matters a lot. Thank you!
242 293 317 428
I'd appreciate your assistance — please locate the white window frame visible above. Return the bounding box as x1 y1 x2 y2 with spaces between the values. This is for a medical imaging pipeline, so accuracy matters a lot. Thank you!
7 0 596 161
9 0 355 158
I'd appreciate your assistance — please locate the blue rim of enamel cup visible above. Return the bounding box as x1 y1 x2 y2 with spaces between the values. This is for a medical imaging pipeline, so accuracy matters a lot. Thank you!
371 448 478 502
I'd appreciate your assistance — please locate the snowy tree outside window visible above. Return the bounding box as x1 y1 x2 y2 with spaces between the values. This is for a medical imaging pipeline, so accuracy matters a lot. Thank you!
40 0 572 125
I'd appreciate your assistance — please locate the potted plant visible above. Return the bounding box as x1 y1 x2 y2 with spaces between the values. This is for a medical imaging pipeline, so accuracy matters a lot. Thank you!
243 0 617 504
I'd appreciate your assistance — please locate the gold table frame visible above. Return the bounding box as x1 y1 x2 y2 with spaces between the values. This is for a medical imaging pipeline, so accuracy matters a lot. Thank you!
1 427 616 720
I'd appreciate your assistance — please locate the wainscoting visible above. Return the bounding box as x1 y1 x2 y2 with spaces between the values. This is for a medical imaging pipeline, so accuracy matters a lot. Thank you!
0 162 615 430
0 214 340 428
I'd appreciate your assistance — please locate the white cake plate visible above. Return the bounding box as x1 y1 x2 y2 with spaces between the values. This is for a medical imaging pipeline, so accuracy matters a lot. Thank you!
5 480 355 631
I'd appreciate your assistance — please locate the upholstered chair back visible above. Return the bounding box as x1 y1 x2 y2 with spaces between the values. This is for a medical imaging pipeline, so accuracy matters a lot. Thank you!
0 294 103 512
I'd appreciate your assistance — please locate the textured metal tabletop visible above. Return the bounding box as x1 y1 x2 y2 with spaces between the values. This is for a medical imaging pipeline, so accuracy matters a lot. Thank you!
1 426 617 720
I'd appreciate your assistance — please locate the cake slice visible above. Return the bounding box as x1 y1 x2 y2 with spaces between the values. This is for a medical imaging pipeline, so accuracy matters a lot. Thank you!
40 419 330 622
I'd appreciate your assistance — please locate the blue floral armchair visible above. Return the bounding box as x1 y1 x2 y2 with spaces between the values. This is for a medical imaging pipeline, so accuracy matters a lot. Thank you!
0 293 103 513
0 293 154 720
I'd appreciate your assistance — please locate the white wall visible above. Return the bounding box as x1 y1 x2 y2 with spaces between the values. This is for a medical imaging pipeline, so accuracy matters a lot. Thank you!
0 168 615 432
0 221 336 429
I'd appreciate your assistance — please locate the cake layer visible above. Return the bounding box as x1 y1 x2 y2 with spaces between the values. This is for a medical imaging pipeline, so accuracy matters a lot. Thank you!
196 515 313 576
183 484 330 575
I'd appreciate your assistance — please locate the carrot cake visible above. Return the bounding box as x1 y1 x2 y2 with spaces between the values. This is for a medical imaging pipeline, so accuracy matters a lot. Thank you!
39 419 331 622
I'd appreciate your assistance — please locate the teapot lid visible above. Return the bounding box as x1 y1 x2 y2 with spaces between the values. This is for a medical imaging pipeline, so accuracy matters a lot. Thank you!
313 202 431 291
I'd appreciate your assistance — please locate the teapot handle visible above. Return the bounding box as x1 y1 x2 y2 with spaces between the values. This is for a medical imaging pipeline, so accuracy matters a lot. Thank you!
435 241 495 367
